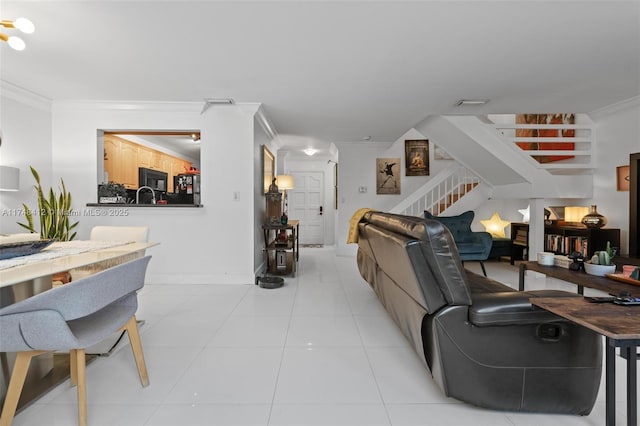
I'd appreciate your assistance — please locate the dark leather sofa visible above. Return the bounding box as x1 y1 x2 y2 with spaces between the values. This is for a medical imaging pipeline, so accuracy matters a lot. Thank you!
356 211 601 414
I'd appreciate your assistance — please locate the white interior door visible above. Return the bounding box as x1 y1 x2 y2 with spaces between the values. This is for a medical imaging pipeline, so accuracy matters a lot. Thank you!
288 172 324 245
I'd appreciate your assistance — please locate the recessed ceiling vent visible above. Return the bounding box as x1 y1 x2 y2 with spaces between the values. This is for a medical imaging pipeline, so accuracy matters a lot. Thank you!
455 99 489 106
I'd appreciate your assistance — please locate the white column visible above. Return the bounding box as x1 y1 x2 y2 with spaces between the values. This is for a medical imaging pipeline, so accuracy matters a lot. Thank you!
528 198 546 260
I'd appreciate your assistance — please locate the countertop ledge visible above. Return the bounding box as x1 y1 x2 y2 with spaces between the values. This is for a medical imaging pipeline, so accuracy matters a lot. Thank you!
86 203 202 208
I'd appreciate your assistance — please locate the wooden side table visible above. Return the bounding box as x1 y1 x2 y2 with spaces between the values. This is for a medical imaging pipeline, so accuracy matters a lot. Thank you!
531 297 639 426
262 220 299 277
518 261 640 297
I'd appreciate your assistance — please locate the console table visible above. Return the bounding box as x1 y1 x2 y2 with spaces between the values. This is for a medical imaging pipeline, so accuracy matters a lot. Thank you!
518 261 640 297
531 297 639 426
262 220 299 277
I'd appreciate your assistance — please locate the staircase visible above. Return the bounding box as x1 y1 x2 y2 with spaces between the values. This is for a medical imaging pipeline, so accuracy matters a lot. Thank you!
489 114 594 175
391 114 595 217
391 166 487 217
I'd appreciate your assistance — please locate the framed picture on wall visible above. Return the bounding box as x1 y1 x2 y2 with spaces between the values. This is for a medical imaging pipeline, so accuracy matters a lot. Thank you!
617 165 630 191
405 139 429 176
376 158 401 194
263 145 275 194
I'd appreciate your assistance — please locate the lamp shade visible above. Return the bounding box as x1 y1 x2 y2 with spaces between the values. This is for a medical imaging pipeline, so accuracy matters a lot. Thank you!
564 206 589 223
0 166 20 191
276 174 294 190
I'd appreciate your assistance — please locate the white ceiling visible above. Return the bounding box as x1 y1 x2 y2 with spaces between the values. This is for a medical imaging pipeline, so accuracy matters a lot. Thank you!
2 1 639 157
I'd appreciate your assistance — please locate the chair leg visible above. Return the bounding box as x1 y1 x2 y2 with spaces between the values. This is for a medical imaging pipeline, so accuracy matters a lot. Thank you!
70 349 87 426
70 350 77 386
0 351 44 426
480 261 487 277
123 315 149 387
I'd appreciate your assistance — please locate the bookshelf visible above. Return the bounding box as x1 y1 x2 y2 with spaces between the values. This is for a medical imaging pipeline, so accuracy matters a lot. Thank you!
510 222 529 264
544 224 620 259
509 222 620 264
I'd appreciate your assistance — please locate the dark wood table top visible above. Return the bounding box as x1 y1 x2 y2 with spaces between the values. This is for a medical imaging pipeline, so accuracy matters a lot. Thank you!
531 297 640 341
521 261 640 297
262 220 299 230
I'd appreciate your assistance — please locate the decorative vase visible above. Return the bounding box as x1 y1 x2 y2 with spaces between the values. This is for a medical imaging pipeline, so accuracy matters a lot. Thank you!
581 205 607 228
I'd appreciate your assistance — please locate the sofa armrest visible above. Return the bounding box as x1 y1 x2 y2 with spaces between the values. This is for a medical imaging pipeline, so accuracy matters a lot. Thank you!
469 290 580 326
469 231 493 258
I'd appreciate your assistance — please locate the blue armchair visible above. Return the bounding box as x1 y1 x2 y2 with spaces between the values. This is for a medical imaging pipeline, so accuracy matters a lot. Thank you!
424 210 493 276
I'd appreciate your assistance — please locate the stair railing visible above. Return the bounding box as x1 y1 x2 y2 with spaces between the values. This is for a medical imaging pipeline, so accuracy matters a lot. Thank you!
488 114 594 172
392 166 480 217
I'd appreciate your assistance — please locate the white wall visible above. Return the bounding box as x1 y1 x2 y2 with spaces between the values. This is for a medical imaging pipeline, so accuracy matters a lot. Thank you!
590 97 640 255
334 128 457 255
254 117 277 275
0 84 53 235
46 101 259 284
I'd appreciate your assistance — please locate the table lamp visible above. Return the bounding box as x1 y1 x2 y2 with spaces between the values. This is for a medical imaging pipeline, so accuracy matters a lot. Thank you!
276 175 294 219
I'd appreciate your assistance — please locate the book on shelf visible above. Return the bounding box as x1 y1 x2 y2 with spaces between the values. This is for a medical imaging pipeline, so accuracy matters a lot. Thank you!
514 229 528 245
545 234 589 257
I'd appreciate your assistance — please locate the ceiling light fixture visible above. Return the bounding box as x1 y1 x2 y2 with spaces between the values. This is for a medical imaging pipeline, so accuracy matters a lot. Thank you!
455 99 489 106
1 17 34 51
303 148 318 156
200 98 235 114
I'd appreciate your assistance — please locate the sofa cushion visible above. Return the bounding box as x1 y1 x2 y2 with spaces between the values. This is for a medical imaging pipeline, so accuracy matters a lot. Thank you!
424 210 474 243
456 242 488 255
419 218 472 306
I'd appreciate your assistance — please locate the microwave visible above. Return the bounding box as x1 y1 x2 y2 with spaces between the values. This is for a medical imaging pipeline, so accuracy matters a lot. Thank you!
138 167 168 192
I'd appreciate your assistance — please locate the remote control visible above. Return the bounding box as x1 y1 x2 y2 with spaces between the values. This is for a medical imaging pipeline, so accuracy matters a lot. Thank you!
613 297 640 306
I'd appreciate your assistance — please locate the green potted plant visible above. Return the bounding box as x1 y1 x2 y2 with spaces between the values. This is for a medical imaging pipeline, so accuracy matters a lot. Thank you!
98 181 127 203
584 241 617 276
17 166 78 241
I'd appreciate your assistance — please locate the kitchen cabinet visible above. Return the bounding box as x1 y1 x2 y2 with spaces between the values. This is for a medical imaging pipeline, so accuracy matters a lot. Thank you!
119 141 139 188
103 135 192 190
137 146 153 169
103 136 120 184
170 158 190 182
151 151 162 169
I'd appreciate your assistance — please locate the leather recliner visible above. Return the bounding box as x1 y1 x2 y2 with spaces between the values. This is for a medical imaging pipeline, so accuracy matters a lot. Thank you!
356 211 601 414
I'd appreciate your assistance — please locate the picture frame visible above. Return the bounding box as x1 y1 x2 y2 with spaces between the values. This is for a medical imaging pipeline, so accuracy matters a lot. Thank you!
434 145 453 160
405 139 429 176
617 165 630 191
376 157 401 194
263 145 275 194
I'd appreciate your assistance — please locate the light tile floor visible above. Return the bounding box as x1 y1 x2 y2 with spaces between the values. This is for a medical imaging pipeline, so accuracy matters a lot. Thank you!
10 248 637 425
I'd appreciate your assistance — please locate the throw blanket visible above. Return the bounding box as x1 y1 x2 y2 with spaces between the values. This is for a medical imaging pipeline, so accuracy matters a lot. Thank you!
347 208 374 244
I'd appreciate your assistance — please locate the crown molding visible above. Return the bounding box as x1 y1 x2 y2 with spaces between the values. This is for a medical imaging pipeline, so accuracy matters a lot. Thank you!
52 100 203 113
1 80 52 111
255 104 278 141
590 95 640 120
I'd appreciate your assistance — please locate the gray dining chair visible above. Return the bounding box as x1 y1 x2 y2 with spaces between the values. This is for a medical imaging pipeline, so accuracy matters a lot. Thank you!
0 256 151 426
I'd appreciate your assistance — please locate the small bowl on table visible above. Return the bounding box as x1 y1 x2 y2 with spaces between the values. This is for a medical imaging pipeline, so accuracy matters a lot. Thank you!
584 262 616 277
